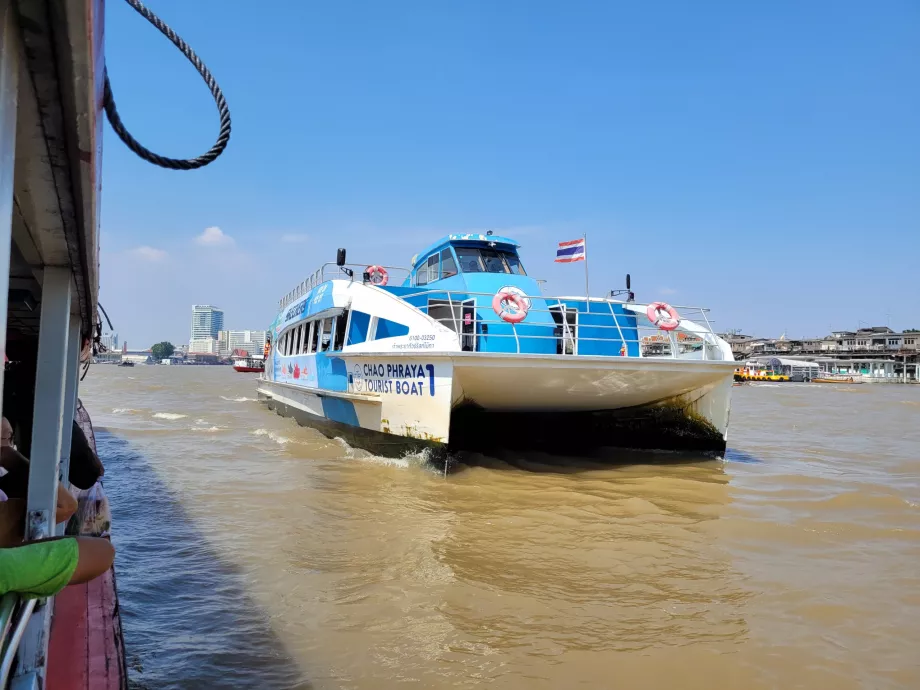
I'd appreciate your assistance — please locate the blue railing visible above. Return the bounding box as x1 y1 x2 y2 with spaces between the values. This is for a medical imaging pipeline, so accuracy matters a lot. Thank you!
391 289 729 360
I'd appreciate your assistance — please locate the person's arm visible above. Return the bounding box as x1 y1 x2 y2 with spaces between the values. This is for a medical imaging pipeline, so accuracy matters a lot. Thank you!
0 444 28 472
56 484 77 524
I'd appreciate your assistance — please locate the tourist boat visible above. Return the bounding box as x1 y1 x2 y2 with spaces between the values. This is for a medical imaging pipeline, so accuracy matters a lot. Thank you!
258 234 738 457
232 356 265 373
812 375 864 384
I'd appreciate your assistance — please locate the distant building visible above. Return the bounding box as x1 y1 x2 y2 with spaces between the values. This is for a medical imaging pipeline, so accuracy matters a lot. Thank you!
189 337 218 354
190 305 224 341
227 330 267 358
216 330 230 356
123 349 152 365
99 332 118 352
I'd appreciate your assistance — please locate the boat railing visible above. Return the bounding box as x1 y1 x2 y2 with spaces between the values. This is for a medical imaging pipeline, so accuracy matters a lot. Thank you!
278 263 411 310
396 290 729 360
0 593 37 687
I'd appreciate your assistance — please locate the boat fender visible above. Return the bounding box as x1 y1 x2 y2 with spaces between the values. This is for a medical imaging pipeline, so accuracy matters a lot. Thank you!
492 291 528 324
647 301 680 331
366 265 389 286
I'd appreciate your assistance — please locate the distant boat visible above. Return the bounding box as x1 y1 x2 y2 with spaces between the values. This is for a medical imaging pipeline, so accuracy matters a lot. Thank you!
118 361 135 368
232 356 264 373
812 375 863 384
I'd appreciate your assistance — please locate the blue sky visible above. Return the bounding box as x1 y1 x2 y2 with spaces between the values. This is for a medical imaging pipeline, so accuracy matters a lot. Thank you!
100 0 919 347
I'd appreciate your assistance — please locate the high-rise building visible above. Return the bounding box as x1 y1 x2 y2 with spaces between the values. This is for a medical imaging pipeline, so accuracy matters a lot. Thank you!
190 305 224 341
217 330 229 356
227 330 268 358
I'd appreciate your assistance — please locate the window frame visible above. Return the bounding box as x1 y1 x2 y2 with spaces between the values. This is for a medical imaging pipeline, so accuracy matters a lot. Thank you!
440 248 458 279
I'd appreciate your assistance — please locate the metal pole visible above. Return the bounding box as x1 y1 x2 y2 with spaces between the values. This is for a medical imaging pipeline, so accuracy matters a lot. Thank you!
0 0 19 425
583 233 589 301
55 316 82 536
26 269 72 540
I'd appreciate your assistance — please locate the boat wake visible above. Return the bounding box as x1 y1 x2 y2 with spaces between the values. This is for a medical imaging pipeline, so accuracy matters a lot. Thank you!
251 428 294 446
153 412 188 420
220 396 257 402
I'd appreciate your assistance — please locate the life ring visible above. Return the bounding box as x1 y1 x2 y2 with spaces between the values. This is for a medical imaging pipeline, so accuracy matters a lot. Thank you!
366 265 388 286
647 301 680 331
492 290 528 324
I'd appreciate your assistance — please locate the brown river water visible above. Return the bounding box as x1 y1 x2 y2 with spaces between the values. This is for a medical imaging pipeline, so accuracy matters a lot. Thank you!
79 366 920 689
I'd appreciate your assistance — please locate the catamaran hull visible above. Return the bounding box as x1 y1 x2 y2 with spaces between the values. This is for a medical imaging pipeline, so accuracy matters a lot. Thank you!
257 353 735 457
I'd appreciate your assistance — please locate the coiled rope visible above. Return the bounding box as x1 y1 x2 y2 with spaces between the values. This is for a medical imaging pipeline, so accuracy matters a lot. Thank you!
103 0 231 170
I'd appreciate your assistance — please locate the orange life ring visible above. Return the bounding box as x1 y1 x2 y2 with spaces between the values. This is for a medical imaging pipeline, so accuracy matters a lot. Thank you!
492 290 528 324
366 265 388 286
647 301 680 331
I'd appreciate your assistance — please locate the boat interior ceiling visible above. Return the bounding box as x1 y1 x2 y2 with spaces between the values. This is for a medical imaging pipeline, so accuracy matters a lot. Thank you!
7 0 100 342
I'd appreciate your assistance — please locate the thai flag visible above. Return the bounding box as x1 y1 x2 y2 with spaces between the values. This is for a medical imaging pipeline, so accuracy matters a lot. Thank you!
555 238 586 263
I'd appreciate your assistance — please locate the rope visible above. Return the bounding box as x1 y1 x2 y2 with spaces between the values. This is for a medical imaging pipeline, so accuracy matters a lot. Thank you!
103 0 231 170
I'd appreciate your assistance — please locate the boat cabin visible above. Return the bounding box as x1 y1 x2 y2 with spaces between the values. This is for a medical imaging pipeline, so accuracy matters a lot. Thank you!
383 233 642 357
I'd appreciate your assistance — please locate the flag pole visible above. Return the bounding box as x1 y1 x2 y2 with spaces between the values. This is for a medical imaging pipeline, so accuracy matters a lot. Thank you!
583 233 590 301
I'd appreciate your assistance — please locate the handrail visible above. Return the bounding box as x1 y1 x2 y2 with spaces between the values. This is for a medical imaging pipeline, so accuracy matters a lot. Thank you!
0 595 37 687
397 289 714 314
278 263 411 310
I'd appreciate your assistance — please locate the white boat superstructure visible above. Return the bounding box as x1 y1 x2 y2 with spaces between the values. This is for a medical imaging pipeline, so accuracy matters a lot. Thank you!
258 235 736 458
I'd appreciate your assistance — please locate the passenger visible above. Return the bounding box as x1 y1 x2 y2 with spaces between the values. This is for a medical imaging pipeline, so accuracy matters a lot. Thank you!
1 418 78 525
0 417 114 597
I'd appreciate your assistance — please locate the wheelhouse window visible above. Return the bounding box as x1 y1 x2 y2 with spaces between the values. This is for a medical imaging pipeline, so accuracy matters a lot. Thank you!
440 248 457 278
454 247 526 275
427 254 439 282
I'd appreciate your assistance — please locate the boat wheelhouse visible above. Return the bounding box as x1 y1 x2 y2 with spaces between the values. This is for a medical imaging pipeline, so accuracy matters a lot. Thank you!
258 232 737 457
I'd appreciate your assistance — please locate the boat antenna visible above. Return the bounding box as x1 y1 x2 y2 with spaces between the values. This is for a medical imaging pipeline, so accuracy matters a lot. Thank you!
104 0 232 170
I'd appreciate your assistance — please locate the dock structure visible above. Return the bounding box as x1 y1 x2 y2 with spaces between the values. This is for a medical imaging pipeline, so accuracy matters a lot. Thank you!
722 327 920 383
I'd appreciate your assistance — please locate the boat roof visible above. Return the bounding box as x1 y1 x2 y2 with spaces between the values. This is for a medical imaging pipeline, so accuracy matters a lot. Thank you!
410 233 520 268
9 0 101 336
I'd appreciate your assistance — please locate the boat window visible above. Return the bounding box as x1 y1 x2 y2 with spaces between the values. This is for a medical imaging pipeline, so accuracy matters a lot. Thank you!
294 325 303 354
416 258 430 286
454 247 526 275
320 318 333 351
348 310 372 346
302 321 313 355
310 320 321 353
333 312 348 351
440 248 457 279
375 318 410 340
480 249 506 273
427 254 439 282
455 247 484 273
502 251 526 275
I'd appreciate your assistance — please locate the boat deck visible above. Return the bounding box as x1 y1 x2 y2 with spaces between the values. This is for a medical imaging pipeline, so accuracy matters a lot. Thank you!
46 568 127 690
